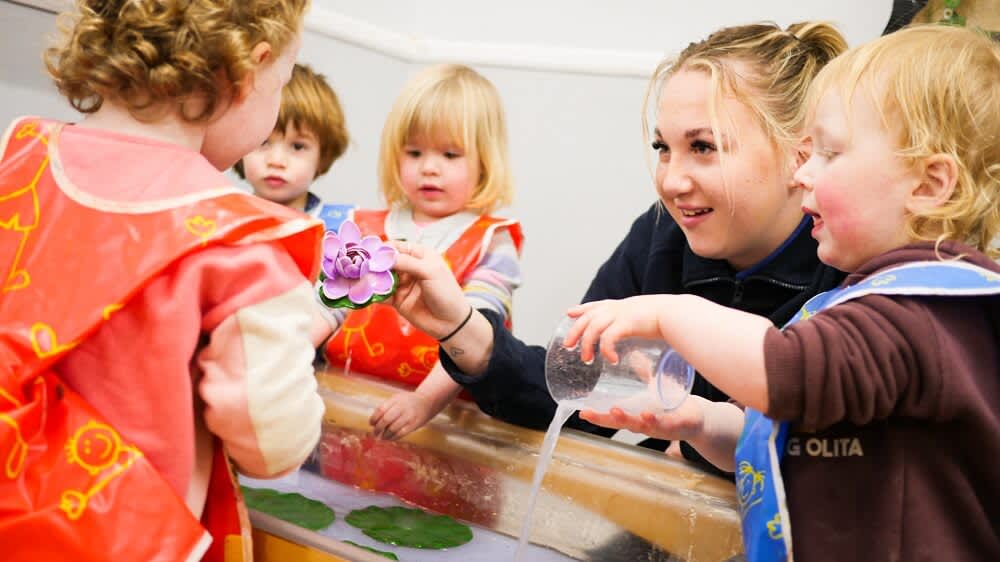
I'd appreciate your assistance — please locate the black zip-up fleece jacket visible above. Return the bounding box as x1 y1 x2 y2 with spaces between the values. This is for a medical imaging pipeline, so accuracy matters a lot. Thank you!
442 202 846 470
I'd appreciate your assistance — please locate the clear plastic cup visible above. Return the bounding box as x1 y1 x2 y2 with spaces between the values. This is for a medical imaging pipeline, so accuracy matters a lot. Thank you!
544 316 694 414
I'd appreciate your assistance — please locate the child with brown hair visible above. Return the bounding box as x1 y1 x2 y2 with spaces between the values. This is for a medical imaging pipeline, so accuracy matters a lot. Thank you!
0 1 325 560
236 63 355 233
567 24 1000 562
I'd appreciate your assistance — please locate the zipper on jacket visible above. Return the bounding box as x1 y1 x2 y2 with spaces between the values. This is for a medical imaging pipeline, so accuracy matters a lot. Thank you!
684 275 808 307
684 276 747 305
683 277 735 289
742 275 810 292
732 281 744 305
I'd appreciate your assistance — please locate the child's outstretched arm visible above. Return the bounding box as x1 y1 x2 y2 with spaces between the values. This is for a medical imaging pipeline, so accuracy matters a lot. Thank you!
580 396 745 472
196 242 325 478
311 284 346 348
309 301 338 349
369 363 461 440
566 294 772 412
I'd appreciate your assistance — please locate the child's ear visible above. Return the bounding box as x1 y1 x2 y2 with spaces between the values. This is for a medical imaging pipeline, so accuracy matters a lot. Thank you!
907 153 958 213
234 42 274 103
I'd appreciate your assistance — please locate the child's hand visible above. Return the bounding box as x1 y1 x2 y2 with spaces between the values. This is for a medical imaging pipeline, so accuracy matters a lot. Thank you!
579 394 708 442
369 391 439 441
564 295 669 363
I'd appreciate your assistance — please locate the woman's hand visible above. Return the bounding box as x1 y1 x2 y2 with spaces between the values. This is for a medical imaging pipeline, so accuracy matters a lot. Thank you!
388 242 495 375
388 242 470 339
580 394 709 442
583 396 744 472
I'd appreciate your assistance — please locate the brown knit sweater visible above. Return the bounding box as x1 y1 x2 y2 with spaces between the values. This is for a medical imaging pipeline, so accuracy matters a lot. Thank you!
763 241 1000 562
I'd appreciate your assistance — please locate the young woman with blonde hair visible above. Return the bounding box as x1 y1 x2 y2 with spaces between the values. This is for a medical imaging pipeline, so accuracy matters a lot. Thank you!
386 22 849 472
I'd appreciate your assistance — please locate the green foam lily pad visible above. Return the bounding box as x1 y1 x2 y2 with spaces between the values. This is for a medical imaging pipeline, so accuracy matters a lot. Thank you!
241 486 335 531
343 540 399 560
318 271 398 310
345 506 473 549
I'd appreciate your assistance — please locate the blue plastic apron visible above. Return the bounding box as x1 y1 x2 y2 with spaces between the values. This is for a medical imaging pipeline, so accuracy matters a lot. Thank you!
314 202 355 233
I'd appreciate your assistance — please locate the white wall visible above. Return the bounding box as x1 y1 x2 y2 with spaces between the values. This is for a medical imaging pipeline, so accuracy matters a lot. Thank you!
0 0 892 345
319 0 887 54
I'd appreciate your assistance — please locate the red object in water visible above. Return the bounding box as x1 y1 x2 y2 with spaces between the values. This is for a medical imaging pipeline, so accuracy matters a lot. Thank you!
317 427 500 526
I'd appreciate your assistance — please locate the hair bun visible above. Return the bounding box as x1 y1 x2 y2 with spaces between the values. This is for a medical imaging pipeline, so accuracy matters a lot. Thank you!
786 21 848 64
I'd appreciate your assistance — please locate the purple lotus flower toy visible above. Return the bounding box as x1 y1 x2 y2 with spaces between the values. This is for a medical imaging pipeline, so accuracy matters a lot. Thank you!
318 220 397 309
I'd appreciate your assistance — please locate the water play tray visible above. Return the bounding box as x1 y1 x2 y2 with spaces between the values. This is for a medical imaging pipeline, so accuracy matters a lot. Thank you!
248 369 743 562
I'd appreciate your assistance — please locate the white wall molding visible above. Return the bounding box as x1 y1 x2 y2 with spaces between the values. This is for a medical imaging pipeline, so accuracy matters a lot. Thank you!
9 0 898 79
6 0 69 12
305 6 664 78
6 0 664 78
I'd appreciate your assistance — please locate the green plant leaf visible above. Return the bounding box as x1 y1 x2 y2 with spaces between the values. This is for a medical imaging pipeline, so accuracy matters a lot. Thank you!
345 506 473 549
343 540 400 560
241 486 335 531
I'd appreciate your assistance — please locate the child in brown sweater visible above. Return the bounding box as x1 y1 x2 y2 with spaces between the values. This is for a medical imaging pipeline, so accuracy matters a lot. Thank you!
567 24 1000 562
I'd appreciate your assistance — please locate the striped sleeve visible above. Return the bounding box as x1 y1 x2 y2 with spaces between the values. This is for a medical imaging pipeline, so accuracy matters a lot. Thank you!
462 228 522 322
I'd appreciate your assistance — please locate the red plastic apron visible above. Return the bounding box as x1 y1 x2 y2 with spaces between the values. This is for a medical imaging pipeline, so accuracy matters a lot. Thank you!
324 209 522 386
0 118 322 561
